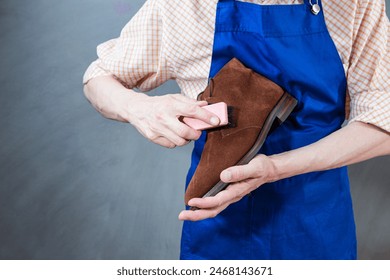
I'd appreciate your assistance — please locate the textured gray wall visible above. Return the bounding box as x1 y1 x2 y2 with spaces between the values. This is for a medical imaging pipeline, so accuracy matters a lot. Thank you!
0 0 389 260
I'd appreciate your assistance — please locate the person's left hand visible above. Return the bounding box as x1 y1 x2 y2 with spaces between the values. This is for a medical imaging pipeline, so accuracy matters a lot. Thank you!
178 154 278 221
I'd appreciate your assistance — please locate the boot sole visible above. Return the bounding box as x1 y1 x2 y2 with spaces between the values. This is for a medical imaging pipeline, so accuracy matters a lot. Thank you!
190 92 297 210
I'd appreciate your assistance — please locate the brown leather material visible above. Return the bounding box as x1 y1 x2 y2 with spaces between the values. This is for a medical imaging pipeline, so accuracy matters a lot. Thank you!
184 58 290 205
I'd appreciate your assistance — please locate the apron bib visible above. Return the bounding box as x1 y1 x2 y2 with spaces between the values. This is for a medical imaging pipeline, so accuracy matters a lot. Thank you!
181 0 356 260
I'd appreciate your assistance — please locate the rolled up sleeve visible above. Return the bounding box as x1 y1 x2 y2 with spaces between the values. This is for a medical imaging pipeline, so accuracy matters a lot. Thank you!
83 0 173 91
347 0 390 132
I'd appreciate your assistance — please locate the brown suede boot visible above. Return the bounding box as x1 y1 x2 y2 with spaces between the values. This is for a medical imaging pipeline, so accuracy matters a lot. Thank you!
184 58 297 206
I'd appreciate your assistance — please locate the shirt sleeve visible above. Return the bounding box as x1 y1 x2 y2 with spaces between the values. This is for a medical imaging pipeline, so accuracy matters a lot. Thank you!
82 0 173 91
346 0 390 132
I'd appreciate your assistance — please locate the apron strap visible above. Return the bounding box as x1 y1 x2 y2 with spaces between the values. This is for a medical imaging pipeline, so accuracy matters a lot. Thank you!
306 0 322 6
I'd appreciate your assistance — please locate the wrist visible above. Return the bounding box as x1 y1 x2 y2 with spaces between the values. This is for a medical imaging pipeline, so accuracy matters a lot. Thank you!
253 154 285 183
268 150 310 182
117 90 149 124
84 75 150 123
267 154 284 182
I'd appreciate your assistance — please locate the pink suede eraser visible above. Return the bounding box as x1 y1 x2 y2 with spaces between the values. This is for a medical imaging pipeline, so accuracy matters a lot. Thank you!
182 102 229 130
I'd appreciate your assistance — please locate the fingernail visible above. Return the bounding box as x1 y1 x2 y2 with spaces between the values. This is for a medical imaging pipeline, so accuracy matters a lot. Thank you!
210 117 219 125
224 171 232 181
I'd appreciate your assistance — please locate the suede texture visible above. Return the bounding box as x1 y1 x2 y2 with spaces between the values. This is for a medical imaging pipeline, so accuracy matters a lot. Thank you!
185 58 285 205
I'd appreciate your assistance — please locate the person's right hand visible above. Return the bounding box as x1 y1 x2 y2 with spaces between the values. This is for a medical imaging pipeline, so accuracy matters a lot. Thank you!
127 93 220 148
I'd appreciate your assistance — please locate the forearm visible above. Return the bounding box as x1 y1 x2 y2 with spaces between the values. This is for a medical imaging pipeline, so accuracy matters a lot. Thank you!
83 75 146 122
180 121 389 220
83 75 221 148
270 122 390 181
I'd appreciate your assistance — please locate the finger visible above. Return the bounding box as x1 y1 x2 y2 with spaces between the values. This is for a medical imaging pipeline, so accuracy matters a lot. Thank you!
197 101 209 107
187 184 247 210
221 155 271 183
187 195 227 209
225 178 259 198
178 207 225 221
179 97 208 107
220 163 260 183
175 102 220 126
180 181 260 221
171 121 202 141
173 94 207 106
163 131 190 147
152 137 177 149
158 121 195 146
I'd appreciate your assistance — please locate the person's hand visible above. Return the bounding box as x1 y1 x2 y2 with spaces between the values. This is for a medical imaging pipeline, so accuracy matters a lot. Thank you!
178 154 277 221
127 93 220 148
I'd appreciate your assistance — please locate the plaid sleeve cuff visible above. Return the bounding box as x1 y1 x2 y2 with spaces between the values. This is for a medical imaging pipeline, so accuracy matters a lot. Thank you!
348 90 390 133
82 59 115 85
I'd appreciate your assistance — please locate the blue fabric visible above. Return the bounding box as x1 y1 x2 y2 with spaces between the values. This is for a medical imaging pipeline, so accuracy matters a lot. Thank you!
180 0 357 260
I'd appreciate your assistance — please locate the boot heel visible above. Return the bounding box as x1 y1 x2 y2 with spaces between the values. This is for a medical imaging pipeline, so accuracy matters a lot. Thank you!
275 92 298 122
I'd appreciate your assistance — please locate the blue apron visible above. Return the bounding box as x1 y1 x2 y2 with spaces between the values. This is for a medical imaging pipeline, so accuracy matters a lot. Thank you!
181 0 357 260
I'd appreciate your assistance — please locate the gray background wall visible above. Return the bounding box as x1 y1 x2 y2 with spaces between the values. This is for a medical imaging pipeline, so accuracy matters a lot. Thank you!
0 0 389 260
